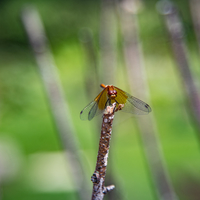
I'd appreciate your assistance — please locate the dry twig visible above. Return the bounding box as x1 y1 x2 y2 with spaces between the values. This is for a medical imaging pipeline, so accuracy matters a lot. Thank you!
91 103 123 200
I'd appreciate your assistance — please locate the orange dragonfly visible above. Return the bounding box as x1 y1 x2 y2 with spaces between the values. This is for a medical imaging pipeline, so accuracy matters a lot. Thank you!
80 84 152 121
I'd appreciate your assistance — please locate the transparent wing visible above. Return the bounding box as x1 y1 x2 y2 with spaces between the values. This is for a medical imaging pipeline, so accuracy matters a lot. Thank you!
80 89 108 121
80 101 100 120
114 87 152 115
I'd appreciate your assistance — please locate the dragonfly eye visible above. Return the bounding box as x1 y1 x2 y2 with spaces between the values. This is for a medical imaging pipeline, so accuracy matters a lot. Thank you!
108 90 117 97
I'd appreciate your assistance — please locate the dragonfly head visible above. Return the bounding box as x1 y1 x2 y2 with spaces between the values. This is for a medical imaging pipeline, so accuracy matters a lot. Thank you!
108 89 117 99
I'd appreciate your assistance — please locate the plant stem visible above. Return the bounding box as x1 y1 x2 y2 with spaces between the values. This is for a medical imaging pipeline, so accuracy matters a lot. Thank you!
91 103 123 200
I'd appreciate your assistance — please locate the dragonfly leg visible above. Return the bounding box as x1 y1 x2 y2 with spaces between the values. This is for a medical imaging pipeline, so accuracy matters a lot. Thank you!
104 98 110 108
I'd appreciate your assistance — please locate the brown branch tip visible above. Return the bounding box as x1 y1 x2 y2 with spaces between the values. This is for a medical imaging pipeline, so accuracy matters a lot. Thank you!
91 103 124 200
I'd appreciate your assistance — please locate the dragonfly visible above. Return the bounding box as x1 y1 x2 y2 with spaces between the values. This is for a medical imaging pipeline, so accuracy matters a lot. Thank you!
80 84 152 121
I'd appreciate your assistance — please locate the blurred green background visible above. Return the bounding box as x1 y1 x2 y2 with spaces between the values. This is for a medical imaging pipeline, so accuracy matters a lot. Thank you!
0 0 200 200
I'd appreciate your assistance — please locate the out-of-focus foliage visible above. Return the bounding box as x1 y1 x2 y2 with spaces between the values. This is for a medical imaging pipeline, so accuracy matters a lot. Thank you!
0 0 200 200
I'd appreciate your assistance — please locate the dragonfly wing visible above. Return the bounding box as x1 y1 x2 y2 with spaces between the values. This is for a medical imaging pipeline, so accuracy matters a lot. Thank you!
80 89 108 120
80 100 104 120
124 96 151 115
80 101 96 120
114 87 151 115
